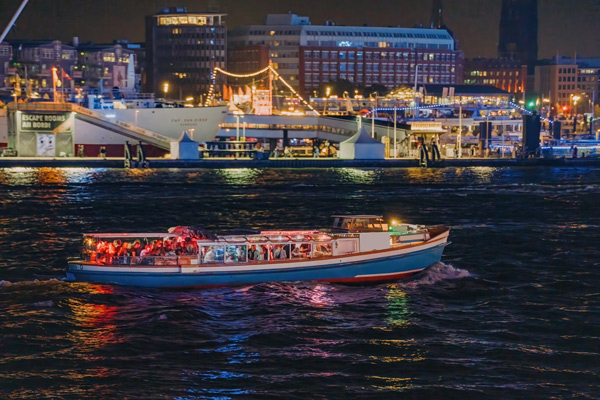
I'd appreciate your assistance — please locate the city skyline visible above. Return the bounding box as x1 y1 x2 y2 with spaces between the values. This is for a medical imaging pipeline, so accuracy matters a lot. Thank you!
1 0 599 60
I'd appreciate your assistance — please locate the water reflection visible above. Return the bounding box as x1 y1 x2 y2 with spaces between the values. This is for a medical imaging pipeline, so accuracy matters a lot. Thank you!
215 168 261 185
336 168 380 184
384 285 412 327
66 298 121 352
0 167 99 185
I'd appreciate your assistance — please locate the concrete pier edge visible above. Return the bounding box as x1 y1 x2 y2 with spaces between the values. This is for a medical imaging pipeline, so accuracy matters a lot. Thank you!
0 157 598 168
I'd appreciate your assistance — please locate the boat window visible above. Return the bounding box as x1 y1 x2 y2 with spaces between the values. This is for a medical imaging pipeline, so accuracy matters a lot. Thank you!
273 244 290 260
248 244 269 261
332 217 341 228
225 245 247 263
354 219 368 228
201 245 224 264
313 243 332 257
291 243 311 259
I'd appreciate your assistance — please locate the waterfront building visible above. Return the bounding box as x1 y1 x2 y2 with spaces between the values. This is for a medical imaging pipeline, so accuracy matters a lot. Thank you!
227 45 269 75
76 42 139 96
535 57 600 115
463 58 526 96
228 14 463 97
145 7 227 101
9 40 77 100
0 42 13 92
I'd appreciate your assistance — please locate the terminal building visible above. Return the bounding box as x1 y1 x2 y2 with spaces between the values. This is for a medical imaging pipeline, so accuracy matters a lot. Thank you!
228 14 464 97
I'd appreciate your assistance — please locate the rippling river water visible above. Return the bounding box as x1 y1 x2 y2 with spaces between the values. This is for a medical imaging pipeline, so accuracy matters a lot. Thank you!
0 166 599 399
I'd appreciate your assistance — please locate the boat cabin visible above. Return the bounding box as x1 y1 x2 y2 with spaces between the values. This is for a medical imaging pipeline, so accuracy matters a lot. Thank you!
78 220 430 268
331 215 388 233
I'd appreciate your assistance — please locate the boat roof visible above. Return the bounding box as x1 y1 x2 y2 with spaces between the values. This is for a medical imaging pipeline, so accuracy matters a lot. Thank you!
331 215 383 219
84 233 177 238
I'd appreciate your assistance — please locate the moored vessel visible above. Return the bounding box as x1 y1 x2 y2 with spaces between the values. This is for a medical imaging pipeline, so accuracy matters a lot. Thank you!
66 215 450 288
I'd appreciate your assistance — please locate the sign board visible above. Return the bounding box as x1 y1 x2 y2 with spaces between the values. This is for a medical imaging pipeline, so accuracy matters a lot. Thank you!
20 113 71 132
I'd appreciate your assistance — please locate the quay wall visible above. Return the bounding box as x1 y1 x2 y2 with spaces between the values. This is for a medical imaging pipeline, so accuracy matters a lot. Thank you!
0 157 598 169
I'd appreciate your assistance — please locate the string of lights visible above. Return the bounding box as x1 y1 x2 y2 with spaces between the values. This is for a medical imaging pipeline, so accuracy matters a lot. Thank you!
209 66 320 115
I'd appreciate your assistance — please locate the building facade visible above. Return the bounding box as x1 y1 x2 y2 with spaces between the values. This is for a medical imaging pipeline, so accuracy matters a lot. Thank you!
228 14 463 96
77 43 139 96
145 7 227 100
0 42 13 92
10 40 77 99
535 57 600 114
463 58 526 95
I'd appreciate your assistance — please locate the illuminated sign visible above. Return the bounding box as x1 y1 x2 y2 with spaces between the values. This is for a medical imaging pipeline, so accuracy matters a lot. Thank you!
338 41 353 47
158 16 208 26
410 121 445 132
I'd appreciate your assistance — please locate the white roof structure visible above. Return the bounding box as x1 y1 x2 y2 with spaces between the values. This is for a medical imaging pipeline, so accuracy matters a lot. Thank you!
338 126 385 160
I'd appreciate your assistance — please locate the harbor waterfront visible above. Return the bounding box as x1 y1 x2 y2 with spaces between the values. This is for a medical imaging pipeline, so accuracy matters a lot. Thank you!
0 166 598 398
0 156 599 169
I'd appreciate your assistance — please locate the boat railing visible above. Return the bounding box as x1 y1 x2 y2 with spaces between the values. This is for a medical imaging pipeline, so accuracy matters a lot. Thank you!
84 254 197 266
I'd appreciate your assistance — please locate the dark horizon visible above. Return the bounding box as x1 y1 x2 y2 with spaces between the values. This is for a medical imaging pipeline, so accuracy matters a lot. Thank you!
1 0 598 59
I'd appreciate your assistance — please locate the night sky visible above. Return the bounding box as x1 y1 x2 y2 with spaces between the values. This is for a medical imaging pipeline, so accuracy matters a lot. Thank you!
1 0 599 59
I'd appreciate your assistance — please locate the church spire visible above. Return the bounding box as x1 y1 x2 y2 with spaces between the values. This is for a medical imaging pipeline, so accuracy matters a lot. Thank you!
430 0 444 29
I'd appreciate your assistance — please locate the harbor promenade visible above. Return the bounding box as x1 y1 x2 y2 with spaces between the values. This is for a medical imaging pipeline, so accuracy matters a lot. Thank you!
0 156 598 168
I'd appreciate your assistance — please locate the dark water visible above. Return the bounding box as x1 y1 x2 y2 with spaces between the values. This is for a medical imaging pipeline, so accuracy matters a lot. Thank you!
0 166 599 399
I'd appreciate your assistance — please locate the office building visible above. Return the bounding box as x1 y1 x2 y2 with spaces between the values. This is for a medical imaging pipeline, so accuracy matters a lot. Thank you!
229 14 463 96
463 58 526 95
145 7 226 100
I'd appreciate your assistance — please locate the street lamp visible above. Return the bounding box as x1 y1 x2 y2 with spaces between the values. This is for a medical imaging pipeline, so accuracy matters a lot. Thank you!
163 82 169 98
324 86 331 114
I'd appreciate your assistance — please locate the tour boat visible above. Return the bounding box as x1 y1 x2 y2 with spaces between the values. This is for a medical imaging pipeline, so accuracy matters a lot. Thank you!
65 215 451 288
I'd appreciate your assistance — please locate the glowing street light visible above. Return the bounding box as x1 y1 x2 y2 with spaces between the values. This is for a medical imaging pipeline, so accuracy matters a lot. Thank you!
324 87 331 114
163 82 169 97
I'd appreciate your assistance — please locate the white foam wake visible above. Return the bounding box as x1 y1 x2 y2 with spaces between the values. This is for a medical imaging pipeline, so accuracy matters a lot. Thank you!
0 278 63 288
403 262 470 287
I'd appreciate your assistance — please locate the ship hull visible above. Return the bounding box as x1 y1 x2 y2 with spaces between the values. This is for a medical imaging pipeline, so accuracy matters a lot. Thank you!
66 230 449 288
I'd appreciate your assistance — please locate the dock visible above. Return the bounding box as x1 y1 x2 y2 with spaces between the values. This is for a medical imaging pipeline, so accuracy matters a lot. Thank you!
0 156 598 169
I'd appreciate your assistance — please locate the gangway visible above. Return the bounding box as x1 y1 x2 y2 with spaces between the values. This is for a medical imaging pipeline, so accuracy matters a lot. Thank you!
8 103 173 150
71 104 172 150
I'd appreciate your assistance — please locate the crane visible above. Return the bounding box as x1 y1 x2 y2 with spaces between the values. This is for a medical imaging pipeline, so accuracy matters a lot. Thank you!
0 0 30 43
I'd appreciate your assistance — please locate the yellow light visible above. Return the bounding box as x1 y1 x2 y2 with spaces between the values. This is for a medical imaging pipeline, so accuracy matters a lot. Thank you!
163 82 169 93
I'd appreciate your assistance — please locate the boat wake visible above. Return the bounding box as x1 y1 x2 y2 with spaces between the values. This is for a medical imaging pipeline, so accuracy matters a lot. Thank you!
402 262 470 287
0 278 64 289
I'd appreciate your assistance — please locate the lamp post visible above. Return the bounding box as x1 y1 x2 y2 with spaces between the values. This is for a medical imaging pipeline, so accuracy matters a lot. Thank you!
458 96 462 158
572 95 580 131
234 111 244 141
371 92 377 138
163 82 169 99
52 67 57 102
324 86 331 114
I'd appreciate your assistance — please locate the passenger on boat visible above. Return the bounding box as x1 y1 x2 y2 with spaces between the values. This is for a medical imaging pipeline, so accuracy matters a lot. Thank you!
185 238 197 255
203 246 215 263
274 245 288 259
130 240 142 256
255 246 265 261
291 245 302 259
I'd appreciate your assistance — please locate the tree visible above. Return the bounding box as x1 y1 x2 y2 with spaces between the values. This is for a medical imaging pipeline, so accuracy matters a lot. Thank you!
363 84 388 98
